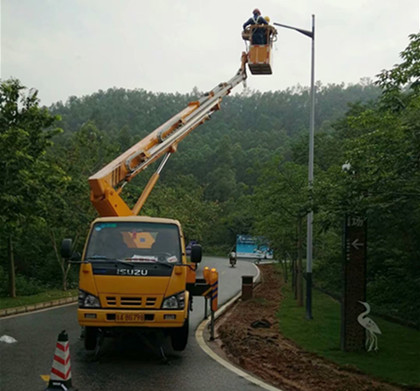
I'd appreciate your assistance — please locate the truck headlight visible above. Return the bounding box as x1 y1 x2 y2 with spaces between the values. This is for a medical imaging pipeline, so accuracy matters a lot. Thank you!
162 291 185 310
78 290 101 308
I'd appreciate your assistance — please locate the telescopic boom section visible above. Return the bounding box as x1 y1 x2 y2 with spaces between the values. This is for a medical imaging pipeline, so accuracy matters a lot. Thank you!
89 53 248 217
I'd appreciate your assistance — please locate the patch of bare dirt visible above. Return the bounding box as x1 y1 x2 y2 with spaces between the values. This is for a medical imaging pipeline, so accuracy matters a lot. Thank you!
214 265 415 391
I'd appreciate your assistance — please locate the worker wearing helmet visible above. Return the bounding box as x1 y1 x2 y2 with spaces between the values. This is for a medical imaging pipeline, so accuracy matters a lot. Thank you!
243 8 268 45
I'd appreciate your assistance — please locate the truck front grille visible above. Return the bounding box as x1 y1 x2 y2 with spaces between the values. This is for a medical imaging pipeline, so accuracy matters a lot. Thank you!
105 296 158 308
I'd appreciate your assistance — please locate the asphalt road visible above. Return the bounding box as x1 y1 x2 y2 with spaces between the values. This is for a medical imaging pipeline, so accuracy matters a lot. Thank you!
0 257 262 391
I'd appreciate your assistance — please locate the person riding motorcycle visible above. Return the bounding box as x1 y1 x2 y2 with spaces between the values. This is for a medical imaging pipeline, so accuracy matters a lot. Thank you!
229 251 237 267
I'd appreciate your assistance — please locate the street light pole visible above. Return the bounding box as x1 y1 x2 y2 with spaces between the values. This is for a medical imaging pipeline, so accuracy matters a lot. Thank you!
274 15 315 320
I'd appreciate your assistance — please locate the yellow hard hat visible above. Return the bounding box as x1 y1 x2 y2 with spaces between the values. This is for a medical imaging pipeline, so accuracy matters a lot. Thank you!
264 16 270 23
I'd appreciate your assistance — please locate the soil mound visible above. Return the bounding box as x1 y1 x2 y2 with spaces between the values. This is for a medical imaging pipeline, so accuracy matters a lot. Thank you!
215 265 410 391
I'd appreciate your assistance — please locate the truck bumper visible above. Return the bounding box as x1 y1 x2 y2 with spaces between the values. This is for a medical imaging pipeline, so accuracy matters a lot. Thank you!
78 308 187 328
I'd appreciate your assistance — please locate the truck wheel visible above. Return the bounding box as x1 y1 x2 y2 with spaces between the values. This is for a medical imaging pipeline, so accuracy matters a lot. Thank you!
171 316 189 351
84 327 98 350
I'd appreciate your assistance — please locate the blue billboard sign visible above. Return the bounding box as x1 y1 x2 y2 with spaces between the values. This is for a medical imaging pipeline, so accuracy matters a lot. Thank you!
236 235 273 259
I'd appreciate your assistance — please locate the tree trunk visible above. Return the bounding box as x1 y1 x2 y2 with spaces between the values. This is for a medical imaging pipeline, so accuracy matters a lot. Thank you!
291 257 297 298
50 229 69 291
292 232 297 299
282 254 288 283
296 217 303 307
8 236 16 298
62 266 69 291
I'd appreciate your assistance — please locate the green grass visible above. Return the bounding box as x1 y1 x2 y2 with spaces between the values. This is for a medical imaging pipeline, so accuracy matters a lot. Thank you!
278 281 420 387
0 289 77 310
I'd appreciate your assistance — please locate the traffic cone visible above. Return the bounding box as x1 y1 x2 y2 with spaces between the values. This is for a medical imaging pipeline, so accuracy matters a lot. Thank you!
45 330 77 390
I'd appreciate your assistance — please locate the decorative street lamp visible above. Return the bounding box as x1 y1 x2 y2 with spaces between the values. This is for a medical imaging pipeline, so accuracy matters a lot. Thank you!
274 15 315 320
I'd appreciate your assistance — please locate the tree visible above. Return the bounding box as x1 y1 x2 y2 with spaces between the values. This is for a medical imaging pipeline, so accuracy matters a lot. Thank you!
315 33 420 323
376 33 420 111
0 79 62 296
254 157 309 305
48 120 120 289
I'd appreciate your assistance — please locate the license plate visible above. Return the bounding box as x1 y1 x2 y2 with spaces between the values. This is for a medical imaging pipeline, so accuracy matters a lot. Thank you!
116 313 144 322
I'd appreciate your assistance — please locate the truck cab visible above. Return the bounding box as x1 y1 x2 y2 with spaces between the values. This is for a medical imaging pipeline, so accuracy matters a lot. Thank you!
74 216 201 351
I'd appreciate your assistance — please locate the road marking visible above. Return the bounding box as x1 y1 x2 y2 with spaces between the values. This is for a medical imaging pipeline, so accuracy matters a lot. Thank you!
195 264 285 391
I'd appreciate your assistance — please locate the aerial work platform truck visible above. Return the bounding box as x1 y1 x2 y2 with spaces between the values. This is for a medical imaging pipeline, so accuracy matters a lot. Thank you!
62 42 275 353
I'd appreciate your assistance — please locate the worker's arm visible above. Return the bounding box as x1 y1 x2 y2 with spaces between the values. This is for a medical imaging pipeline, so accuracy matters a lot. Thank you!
243 18 253 30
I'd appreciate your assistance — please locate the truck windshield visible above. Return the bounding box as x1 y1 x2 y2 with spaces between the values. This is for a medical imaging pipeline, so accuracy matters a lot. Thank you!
85 222 181 264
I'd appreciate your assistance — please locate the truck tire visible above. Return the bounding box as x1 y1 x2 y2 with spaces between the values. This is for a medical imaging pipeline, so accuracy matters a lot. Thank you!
84 327 98 350
170 316 189 351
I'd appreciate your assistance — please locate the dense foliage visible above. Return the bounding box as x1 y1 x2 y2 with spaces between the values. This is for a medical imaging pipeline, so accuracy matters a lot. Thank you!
1 34 418 326
312 34 420 325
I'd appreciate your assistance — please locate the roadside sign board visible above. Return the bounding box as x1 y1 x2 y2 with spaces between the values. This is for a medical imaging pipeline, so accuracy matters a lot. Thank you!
341 215 367 351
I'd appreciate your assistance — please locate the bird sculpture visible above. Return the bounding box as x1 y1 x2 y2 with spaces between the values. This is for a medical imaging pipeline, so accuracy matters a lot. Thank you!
357 301 382 351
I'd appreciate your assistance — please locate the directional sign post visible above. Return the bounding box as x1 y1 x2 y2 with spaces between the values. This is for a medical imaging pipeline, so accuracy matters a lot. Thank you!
341 214 367 351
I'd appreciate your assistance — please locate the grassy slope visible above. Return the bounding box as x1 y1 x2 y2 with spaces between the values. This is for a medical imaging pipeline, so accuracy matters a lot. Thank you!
278 280 420 387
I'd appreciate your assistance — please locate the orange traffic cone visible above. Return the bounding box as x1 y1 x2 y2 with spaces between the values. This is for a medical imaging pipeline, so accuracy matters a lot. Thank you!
45 330 77 390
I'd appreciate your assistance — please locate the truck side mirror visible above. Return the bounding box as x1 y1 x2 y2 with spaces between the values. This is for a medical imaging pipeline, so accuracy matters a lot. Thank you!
190 244 202 263
61 238 73 260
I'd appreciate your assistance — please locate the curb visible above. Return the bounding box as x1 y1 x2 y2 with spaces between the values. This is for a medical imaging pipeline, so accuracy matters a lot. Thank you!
0 296 77 318
195 264 285 391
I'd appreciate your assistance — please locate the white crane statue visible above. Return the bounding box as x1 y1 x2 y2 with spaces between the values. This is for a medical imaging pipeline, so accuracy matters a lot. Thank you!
357 301 382 352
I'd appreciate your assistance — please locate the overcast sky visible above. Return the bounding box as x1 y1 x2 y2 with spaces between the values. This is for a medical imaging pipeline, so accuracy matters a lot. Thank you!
1 0 419 106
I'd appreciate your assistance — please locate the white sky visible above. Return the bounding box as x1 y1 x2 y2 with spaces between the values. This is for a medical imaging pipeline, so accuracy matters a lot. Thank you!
1 0 419 106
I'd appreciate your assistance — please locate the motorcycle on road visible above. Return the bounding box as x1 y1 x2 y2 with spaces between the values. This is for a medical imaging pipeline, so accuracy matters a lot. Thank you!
229 251 237 268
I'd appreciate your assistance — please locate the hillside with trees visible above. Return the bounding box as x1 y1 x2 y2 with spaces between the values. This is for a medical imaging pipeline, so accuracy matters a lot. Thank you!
1 33 418 326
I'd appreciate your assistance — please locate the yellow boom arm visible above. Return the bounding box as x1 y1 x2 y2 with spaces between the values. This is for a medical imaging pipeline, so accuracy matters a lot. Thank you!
89 53 248 217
